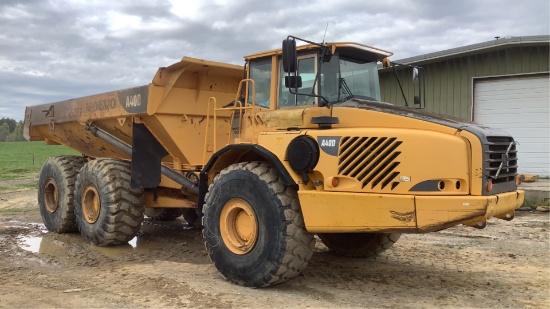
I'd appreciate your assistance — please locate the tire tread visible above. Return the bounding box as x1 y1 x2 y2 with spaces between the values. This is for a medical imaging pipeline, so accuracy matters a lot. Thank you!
203 161 314 287
75 159 144 246
38 155 87 233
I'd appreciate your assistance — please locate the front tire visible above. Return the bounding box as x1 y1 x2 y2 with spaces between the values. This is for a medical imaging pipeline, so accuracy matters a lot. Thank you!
38 156 87 233
318 233 401 257
74 159 144 246
202 162 314 287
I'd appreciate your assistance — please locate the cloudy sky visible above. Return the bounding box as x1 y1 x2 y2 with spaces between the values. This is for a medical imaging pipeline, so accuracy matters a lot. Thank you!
1 0 548 121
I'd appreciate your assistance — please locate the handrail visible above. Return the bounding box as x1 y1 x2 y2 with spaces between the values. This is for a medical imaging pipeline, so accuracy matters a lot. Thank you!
202 79 257 166
214 79 256 144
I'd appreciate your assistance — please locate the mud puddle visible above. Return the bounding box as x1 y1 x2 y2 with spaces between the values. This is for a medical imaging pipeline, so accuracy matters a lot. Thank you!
14 218 208 264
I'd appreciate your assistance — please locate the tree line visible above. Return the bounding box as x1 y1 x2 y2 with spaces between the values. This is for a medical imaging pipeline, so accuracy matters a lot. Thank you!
0 118 25 142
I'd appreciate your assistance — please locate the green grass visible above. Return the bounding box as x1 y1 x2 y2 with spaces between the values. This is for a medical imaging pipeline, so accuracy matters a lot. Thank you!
0 183 37 192
0 141 80 181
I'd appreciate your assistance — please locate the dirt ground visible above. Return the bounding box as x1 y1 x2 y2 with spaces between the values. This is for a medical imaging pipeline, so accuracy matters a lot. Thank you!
0 187 549 308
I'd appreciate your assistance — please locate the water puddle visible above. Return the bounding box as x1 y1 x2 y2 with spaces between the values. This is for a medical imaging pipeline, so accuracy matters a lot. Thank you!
17 233 167 257
89 237 165 258
19 236 42 253
15 220 192 258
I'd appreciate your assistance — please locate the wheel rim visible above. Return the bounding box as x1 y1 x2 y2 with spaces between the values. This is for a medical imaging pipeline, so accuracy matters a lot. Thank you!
43 179 59 213
82 185 100 224
220 198 258 255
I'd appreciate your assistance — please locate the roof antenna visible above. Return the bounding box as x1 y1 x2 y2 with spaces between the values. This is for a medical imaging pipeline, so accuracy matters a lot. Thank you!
322 22 329 44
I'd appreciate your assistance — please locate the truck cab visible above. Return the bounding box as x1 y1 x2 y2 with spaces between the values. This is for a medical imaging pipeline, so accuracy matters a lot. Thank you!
245 41 390 110
217 37 524 233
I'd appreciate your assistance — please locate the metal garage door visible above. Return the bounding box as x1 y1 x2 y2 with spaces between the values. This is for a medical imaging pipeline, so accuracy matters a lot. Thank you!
474 74 549 177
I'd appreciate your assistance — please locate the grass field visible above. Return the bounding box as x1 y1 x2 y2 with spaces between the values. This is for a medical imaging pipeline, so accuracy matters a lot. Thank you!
0 141 80 181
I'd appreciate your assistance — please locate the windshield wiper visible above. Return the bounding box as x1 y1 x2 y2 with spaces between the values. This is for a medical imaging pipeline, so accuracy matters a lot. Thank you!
339 77 354 101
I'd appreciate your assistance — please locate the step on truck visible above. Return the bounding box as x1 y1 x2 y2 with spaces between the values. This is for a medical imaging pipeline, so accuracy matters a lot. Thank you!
24 36 525 287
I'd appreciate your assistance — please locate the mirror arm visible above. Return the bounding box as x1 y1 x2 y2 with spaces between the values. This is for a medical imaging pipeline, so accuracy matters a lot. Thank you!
392 64 409 107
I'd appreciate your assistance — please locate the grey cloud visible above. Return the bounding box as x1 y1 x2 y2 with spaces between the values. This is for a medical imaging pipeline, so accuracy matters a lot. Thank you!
0 0 548 120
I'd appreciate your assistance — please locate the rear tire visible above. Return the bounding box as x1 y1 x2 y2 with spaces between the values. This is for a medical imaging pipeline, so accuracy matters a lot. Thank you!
318 233 401 258
74 159 144 246
203 162 314 287
38 156 87 233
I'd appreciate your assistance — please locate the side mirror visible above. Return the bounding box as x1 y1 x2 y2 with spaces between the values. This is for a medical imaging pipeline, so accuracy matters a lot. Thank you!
412 67 419 83
285 76 302 88
282 39 297 73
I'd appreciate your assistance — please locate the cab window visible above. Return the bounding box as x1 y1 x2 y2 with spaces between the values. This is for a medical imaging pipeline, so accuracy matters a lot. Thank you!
278 56 317 108
249 60 272 108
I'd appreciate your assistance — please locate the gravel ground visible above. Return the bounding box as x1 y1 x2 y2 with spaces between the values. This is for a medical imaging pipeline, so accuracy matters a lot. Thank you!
1 187 549 308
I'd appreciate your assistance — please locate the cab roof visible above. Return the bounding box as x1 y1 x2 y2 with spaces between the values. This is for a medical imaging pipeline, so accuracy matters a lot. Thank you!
245 42 393 63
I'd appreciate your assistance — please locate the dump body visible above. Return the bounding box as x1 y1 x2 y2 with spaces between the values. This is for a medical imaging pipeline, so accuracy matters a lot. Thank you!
25 57 243 169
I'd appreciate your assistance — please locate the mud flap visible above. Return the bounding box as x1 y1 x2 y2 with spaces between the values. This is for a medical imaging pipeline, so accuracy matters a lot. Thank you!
131 123 168 188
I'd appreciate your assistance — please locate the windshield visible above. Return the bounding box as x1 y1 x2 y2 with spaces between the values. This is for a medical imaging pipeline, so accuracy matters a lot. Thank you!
321 54 381 103
277 52 382 108
278 54 381 108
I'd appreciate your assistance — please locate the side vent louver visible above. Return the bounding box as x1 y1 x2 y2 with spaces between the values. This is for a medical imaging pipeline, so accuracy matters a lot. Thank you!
338 136 402 190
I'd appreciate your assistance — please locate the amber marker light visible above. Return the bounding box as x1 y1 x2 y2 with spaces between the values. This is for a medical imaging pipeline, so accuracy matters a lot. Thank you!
515 175 522 186
331 177 339 188
487 179 493 192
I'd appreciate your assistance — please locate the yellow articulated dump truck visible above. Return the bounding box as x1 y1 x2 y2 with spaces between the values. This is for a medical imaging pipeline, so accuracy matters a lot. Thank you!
24 36 524 287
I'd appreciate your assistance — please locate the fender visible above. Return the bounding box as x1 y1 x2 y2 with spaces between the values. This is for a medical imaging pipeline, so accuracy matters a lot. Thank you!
198 144 297 209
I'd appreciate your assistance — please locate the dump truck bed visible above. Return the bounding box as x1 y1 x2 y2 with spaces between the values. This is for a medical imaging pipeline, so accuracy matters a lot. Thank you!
24 85 148 159
24 57 244 165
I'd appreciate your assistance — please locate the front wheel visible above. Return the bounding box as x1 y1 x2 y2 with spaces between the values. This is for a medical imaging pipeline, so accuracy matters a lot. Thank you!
202 162 314 287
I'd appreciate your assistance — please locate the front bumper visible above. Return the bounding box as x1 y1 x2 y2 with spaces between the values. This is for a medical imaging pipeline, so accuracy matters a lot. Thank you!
298 190 525 233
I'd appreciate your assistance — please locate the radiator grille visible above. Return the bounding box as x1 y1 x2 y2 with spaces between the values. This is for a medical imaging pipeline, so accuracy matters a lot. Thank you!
338 136 402 190
485 136 518 184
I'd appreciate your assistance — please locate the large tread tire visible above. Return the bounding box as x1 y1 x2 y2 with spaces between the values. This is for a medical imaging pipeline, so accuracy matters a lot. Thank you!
74 159 144 246
318 232 401 258
202 161 314 287
144 208 184 221
38 156 87 233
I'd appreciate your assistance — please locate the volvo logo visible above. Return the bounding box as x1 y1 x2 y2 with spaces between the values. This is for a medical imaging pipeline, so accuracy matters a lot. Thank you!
493 141 517 179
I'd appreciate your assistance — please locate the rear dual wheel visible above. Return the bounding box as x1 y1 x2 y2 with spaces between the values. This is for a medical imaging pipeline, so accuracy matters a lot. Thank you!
203 162 315 287
38 156 87 233
74 159 144 246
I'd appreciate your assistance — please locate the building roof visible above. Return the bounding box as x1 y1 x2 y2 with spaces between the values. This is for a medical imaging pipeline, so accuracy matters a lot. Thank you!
395 35 549 65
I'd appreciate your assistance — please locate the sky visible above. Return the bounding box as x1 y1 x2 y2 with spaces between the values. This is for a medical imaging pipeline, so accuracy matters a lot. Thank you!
1 0 549 121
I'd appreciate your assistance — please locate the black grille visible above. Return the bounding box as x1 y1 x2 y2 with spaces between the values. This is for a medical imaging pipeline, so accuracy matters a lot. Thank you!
338 136 402 190
485 136 518 184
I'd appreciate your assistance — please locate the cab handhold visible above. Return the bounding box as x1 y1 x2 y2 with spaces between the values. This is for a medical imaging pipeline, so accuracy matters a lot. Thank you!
311 116 339 129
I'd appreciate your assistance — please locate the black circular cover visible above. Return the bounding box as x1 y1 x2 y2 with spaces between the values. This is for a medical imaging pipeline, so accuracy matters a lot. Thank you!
287 137 319 173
